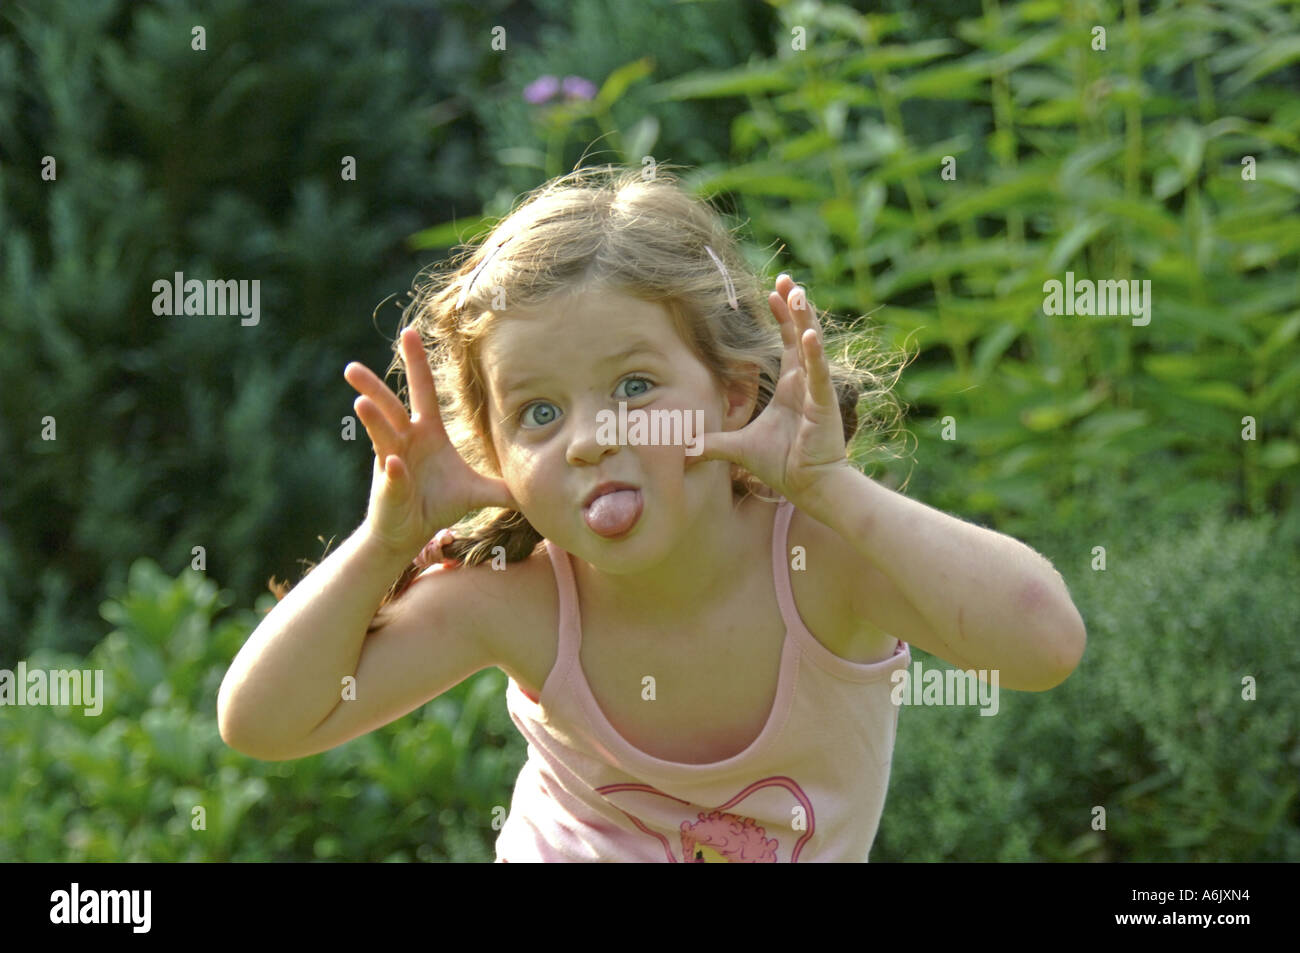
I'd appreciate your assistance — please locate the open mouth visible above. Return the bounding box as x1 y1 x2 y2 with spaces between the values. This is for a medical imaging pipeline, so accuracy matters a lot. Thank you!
582 484 643 538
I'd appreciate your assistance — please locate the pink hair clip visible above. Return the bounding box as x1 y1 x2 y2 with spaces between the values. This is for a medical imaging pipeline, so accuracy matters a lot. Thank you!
415 528 458 570
704 245 739 310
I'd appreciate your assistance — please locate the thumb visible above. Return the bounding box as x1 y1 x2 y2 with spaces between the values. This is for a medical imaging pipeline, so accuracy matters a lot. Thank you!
685 429 745 468
476 474 521 512
384 454 411 494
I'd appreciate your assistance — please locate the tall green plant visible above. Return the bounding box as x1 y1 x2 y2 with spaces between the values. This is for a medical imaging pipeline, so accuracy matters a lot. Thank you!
0 0 513 660
641 1 1300 535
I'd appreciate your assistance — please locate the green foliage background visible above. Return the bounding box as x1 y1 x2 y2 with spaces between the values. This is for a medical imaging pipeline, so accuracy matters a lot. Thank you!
1 0 1296 861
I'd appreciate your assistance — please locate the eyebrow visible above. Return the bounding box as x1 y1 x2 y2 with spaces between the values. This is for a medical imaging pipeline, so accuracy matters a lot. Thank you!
498 343 671 402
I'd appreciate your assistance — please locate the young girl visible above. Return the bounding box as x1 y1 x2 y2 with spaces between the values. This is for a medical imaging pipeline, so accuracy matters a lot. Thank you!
217 164 1087 863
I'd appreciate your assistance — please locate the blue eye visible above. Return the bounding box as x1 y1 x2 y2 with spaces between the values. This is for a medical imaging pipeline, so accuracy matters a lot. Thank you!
520 402 559 428
617 377 653 399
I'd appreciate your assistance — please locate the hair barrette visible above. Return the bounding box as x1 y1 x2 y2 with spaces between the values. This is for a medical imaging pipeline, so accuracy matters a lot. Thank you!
704 245 739 310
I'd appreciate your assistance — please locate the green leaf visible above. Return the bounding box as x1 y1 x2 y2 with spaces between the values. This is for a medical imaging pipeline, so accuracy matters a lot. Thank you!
1020 98 1080 126
857 180 886 240
649 62 793 100
595 57 654 110
1166 120 1205 181
1259 442 1300 468
1020 386 1108 431
874 136 974 184
1259 161 1300 193
1259 362 1300 410
1060 140 1123 184
778 130 838 163
1258 311 1300 362
1178 382 1251 411
623 115 660 162
1224 34 1300 93
1046 215 1108 272
1144 353 1203 381
406 215 494 251
1075 410 1150 440
972 321 1021 379
1083 195 1182 243
933 171 1055 225
1153 166 1185 201
989 30 1063 72
1162 304 1257 348
894 58 992 100
496 147 546 170
821 197 858 243
841 39 957 74
685 163 828 200
875 241 1023 298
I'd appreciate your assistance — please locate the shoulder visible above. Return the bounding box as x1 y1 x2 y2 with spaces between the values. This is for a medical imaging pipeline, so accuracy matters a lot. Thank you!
425 542 558 696
785 503 904 664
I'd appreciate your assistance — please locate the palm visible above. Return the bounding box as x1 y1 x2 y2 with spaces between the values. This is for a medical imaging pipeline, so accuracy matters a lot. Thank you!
345 328 517 553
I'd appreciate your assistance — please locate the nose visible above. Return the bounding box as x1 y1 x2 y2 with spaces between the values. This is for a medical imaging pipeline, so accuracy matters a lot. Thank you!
565 398 620 466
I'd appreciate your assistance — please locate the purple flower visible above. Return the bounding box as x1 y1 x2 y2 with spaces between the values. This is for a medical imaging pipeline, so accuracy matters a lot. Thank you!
561 75 597 101
524 75 560 104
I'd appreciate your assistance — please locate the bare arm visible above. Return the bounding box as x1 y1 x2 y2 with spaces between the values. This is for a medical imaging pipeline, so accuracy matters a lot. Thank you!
218 327 516 757
217 526 415 756
804 465 1087 691
693 274 1085 691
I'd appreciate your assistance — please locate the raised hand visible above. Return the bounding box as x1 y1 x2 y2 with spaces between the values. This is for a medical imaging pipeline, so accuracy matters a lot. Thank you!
344 328 518 557
690 274 853 504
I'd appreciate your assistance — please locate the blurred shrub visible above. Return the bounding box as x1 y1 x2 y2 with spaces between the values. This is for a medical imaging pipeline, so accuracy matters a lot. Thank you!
5 0 1298 863
876 504 1300 862
0 0 527 659
4 506 1295 861
0 559 523 861
410 0 777 237
627 2 1299 533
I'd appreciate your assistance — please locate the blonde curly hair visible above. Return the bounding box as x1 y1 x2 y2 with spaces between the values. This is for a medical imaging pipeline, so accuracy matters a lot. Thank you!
271 163 910 631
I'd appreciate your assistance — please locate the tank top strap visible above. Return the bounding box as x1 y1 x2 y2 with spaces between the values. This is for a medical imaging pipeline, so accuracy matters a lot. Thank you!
770 498 802 633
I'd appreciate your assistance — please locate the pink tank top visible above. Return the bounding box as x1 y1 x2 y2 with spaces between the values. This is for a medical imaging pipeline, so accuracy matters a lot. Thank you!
495 499 911 862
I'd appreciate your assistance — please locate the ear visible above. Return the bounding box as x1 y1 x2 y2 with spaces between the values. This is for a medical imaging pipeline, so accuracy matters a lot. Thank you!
719 361 762 432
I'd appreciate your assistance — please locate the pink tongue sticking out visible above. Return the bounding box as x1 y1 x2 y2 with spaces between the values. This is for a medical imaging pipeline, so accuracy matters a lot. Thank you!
584 490 643 538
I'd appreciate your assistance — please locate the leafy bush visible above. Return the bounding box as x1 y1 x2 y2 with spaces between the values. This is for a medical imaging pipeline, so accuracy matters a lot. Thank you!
5 0 1297 862
0 0 527 660
614 2 1299 533
4 507 1294 861
0 560 523 861
876 505 1300 861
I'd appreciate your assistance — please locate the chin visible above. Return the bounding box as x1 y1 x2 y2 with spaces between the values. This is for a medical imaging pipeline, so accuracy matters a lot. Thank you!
572 520 677 574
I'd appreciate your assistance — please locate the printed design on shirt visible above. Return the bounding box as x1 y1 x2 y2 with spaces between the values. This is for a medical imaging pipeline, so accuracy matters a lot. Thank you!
595 775 815 862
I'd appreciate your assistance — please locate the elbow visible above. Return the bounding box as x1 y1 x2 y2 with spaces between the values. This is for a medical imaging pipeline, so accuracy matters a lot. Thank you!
216 686 236 747
216 680 246 751
217 694 307 762
217 705 255 756
217 719 288 761
1017 577 1087 690
216 692 269 759
1034 609 1087 691
1051 581 1088 676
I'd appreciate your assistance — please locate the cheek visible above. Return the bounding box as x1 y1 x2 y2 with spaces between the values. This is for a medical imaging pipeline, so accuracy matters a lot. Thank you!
640 445 695 491
499 445 552 502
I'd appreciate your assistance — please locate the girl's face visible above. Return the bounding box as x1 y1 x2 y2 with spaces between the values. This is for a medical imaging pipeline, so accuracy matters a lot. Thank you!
478 287 754 571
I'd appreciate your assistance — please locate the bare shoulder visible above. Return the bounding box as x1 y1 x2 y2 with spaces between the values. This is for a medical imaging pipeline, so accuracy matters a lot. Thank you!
436 543 558 697
786 504 912 664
